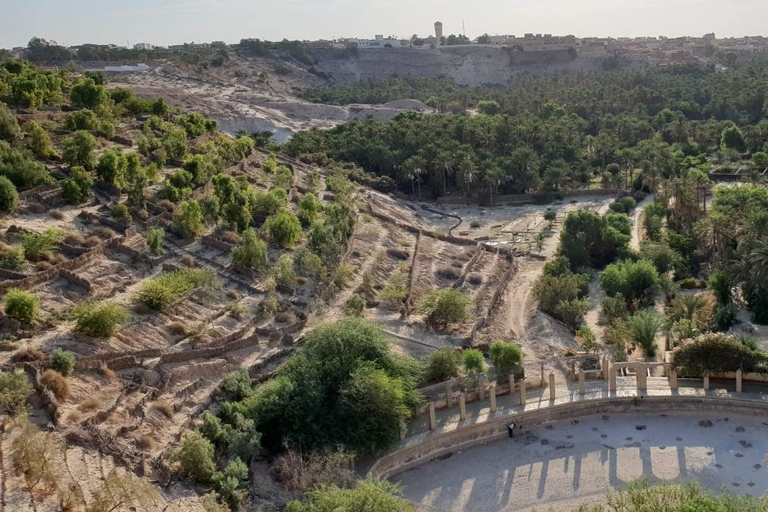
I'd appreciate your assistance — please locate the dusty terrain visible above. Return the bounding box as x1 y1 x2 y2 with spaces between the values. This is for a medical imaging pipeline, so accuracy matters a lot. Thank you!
395 412 768 511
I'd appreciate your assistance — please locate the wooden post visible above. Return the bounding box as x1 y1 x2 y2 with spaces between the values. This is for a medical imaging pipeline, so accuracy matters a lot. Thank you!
603 357 610 380
736 369 743 393
459 392 467 421
520 376 527 406
703 374 710 391
490 385 497 413
429 403 436 431
478 378 485 400
508 373 515 395
445 383 453 407
549 373 556 400
609 366 617 392
579 369 586 395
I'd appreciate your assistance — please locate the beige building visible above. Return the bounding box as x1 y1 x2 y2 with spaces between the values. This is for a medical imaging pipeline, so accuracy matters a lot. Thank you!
521 33 576 52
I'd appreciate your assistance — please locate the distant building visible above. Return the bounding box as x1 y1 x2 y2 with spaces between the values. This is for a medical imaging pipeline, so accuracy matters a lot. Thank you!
356 35 402 48
521 33 576 52
10 47 28 59
487 35 516 45
434 21 443 44
133 43 154 51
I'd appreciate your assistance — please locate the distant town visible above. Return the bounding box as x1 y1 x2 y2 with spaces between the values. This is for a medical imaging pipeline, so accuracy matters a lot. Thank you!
6 21 768 68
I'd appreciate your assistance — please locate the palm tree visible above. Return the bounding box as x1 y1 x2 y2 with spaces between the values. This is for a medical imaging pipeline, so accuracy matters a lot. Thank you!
628 310 663 357
669 295 706 323
747 239 768 289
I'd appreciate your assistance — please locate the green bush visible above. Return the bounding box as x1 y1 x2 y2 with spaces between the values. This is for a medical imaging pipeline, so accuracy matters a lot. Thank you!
534 267 589 329
638 242 683 275
175 431 216 484
298 193 321 225
146 227 164 255
22 227 63 260
488 341 523 369
23 120 58 159
601 294 628 324
0 370 33 413
286 477 411 512
707 271 731 305
379 272 410 307
463 349 486 374
72 300 129 337
627 310 663 356
576 326 598 353
111 203 132 227
269 255 297 293
599 259 659 303
416 288 471 325
0 103 21 143
425 348 462 382
134 268 218 311
62 130 98 170
559 209 630 270
0 176 19 212
174 199 205 239
221 370 253 401
70 78 107 109
4 288 39 323
672 333 767 376
230 228 267 270
60 166 93 204
0 245 25 271
264 209 302 248
293 247 326 282
344 294 366 316
272 165 293 189
49 348 76 376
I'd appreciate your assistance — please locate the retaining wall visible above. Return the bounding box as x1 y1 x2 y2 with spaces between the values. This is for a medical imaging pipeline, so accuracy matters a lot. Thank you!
370 395 768 479
435 188 622 206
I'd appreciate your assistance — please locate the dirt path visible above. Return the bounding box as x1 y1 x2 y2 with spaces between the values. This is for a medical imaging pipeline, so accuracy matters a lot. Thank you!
630 194 654 250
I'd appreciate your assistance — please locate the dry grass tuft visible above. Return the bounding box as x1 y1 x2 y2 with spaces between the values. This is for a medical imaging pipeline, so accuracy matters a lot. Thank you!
92 227 116 240
78 396 103 412
63 233 86 246
84 236 102 247
436 266 461 280
181 254 195 267
40 369 70 401
149 401 173 419
158 199 176 212
138 435 158 450
99 366 116 380
50 210 65 220
67 410 83 422
0 341 18 352
35 260 53 271
12 346 46 362
166 321 189 336
467 274 483 286
226 290 240 300
221 231 242 245
386 248 410 261
275 311 297 324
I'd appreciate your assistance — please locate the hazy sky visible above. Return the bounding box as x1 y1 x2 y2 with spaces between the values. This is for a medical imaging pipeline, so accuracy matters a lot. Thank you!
2 0 767 49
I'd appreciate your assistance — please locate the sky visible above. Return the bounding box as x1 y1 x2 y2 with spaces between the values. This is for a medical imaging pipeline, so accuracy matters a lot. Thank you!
1 0 767 49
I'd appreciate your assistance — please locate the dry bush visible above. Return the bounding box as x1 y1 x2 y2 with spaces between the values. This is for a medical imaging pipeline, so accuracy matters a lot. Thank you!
26 203 46 214
99 367 116 380
10 419 61 496
226 290 240 300
0 341 18 352
158 199 176 212
272 448 355 492
35 260 53 271
12 346 46 362
92 227 116 240
467 274 483 286
40 369 69 401
436 266 461 280
181 254 195 267
451 260 464 269
166 321 189 336
135 209 149 221
52 254 69 265
149 401 173 419
275 311 297 324
50 210 65 220
63 233 86 246
221 231 242 245
296 276 307 285
137 435 158 450
78 396 103 412
84 236 102 247
67 410 83 422
386 248 410 261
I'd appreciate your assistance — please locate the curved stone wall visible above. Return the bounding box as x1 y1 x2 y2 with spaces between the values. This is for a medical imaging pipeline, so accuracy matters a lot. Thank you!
371 395 768 479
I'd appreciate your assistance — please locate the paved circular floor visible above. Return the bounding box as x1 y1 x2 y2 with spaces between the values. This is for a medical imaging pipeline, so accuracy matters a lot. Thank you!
393 412 768 511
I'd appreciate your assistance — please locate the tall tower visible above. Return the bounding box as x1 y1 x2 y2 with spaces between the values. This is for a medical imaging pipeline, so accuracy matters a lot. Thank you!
434 21 443 44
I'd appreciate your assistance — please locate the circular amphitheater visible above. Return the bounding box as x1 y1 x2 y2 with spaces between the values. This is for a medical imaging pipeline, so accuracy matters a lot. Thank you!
377 357 768 511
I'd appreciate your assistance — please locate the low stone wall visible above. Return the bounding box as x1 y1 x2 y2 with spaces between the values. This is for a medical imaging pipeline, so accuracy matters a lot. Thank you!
0 245 104 292
436 188 622 206
201 235 236 252
167 360 228 387
157 333 262 366
59 268 92 292
0 268 27 280
371 395 768 479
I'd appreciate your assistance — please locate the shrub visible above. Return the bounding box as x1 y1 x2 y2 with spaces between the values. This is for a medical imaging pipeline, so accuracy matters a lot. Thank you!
230 228 267 270
221 370 253 400
553 298 589 329
134 268 218 311
285 478 411 512
379 272 410 307
293 247 326 282
23 120 58 159
269 255 297 293
0 370 32 412
707 271 732 306
416 289 471 325
601 294 628 324
111 203 132 226
0 245 25 271
600 259 659 303
534 270 589 329
425 348 462 382
604 319 629 347
146 227 164 254
627 310 663 356
638 242 683 275
0 103 21 143
62 130 98 170
576 326 598 353
73 300 129 337
332 264 354 289
559 209 630 269
0 176 18 212
463 349 486 374
264 209 302 248
49 348 76 376
175 431 216 484
4 288 39 323
22 227 63 260
672 333 767 376
40 369 69 401
488 341 523 369
273 165 294 189
174 199 205 239
149 401 174 419
344 294 365 316
714 303 736 332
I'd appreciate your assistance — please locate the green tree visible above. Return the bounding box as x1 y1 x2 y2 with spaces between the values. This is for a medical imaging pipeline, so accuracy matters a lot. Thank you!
174 431 216 484
599 259 659 303
146 227 165 255
628 310 663 357
70 78 108 109
286 478 411 512
488 341 523 369
463 349 486 374
96 148 127 188
425 348 462 382
23 120 58 159
720 124 746 152
264 209 302 248
61 166 93 204
0 103 22 143
62 130 98 170
231 228 268 270
174 199 205 239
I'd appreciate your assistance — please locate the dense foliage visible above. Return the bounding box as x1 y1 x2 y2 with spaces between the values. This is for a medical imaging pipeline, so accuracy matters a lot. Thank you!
672 333 768 376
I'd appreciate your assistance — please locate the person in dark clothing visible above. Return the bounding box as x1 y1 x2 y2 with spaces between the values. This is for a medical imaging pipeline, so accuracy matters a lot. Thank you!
508 421 516 438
